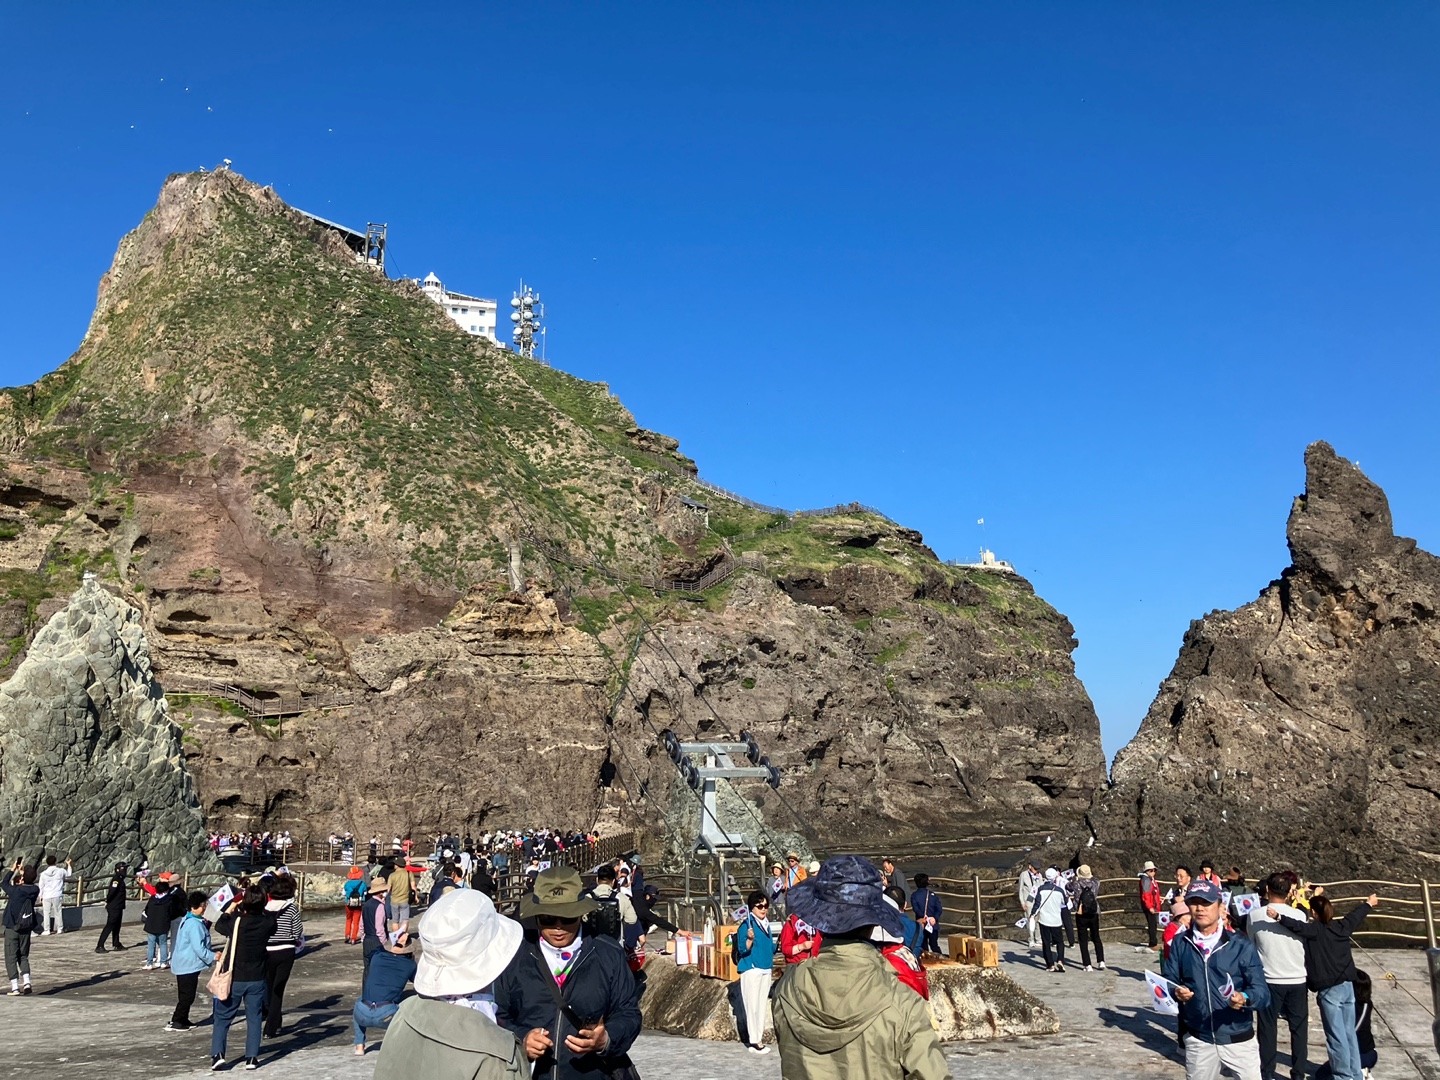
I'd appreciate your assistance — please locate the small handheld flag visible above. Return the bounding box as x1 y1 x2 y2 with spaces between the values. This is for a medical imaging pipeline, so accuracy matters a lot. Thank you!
1146 970 1180 1016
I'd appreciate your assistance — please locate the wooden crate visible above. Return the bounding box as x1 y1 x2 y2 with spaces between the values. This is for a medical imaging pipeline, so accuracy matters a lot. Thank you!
715 925 740 982
956 938 999 968
947 934 976 961
695 943 715 978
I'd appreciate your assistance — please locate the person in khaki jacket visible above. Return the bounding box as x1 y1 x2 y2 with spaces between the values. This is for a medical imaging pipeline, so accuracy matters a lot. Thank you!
773 855 951 1080
374 889 527 1080
386 859 413 933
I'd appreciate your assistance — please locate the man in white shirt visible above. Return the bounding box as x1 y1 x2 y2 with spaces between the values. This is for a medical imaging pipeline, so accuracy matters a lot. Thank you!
1248 872 1308 1080
1017 862 1043 949
37 856 72 935
1028 867 1069 972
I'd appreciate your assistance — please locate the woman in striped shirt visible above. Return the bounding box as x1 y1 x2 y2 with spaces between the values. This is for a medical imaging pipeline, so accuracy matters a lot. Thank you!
262 875 304 1039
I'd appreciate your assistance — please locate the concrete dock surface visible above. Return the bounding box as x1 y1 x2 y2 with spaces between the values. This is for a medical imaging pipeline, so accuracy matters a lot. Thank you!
4 913 1438 1078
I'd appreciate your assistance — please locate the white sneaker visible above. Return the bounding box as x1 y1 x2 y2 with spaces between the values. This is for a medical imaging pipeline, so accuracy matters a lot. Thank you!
39 931 50 937
1083 964 1094 971
1098 961 1107 969
748 1045 771 1055
141 963 153 971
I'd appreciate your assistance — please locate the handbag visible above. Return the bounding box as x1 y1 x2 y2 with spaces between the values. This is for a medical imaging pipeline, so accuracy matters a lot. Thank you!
207 915 238 1000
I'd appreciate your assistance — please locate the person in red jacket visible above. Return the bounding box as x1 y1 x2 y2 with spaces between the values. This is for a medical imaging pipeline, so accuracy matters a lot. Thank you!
780 912 821 963
1162 900 1191 959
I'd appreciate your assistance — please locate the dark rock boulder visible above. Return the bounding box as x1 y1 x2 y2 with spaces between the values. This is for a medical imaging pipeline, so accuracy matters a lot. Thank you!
1098 442 1440 881
0 579 213 875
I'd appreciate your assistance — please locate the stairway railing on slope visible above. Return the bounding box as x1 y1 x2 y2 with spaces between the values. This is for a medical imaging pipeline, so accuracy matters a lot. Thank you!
165 678 364 720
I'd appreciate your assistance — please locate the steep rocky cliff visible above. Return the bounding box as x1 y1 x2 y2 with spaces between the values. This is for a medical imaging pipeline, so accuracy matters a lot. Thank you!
0 578 211 874
0 169 1107 857
1098 443 1440 881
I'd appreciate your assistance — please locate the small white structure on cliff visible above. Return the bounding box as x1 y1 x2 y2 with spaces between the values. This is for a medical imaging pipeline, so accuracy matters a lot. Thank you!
420 272 498 342
957 549 1016 573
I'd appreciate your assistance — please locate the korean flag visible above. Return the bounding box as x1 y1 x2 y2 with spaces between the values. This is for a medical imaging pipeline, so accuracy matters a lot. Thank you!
1146 970 1180 1016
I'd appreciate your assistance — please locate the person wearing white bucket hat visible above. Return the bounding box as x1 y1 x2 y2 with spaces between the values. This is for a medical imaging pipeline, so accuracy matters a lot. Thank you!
373 890 527 1079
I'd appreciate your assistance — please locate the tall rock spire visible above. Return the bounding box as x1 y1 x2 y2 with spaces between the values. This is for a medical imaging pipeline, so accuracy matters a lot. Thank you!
0 578 211 874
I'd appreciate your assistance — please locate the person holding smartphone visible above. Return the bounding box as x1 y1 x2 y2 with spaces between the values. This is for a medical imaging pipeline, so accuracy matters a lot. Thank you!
493 866 642 1080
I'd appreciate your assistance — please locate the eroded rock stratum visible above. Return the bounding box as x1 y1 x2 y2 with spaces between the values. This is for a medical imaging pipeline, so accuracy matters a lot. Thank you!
1098 442 1440 880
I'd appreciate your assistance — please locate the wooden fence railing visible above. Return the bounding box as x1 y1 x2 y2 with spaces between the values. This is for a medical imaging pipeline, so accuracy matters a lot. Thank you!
166 678 364 720
925 875 1440 945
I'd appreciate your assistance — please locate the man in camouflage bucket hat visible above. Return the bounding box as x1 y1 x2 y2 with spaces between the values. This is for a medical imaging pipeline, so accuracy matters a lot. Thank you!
773 855 950 1080
494 866 642 1080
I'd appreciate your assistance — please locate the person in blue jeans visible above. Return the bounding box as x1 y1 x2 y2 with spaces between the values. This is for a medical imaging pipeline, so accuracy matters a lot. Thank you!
210 887 280 1071
1268 892 1378 1080
353 930 418 1054
142 879 179 970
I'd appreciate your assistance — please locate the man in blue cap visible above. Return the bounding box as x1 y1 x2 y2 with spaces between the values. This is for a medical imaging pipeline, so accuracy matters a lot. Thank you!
1162 878 1270 1080
771 855 949 1080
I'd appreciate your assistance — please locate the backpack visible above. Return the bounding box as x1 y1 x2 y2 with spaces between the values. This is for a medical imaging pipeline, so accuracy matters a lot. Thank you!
583 889 623 940
13 894 36 933
1076 880 1098 916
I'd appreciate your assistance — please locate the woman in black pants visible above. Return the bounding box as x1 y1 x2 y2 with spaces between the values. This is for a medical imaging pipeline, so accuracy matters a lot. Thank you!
96 862 130 953
261 875 304 1038
1070 865 1106 970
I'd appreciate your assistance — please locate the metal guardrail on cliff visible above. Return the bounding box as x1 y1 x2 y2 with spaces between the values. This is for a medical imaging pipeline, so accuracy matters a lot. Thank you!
166 679 364 720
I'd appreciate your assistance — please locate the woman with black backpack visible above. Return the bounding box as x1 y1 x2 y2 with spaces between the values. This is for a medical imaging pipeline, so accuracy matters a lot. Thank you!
2 859 40 995
1069 864 1105 971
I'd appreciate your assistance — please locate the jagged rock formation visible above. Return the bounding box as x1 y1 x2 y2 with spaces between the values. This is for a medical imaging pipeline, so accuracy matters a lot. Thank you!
0 579 212 874
1098 443 1440 881
0 169 1108 855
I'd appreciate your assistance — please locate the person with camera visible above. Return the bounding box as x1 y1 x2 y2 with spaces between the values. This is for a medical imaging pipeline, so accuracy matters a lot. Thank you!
2 858 40 995
493 865 642 1080
1266 891 1379 1080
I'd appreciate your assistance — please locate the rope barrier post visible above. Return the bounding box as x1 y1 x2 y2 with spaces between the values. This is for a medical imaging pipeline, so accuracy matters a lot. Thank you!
973 874 985 941
73 874 82 908
1424 880 1437 951
1427 943 1440 1056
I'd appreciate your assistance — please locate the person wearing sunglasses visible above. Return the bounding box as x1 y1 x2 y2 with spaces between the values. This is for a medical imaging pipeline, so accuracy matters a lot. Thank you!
493 866 642 1080
736 893 776 1053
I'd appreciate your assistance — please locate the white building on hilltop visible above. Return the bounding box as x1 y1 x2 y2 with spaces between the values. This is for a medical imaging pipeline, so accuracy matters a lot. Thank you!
420 272 498 343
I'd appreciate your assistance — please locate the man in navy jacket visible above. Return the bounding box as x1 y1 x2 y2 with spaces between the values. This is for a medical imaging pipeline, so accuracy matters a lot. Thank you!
1162 879 1270 1080
909 875 944 955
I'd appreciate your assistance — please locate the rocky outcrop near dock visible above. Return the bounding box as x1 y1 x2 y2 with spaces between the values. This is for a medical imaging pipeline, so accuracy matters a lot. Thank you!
0 579 212 874
1098 442 1440 881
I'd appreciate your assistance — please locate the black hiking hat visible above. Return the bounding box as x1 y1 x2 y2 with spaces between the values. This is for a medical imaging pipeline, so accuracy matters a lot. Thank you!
786 854 905 937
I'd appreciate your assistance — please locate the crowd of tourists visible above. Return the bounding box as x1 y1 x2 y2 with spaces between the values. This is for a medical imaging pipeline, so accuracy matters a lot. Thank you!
1011 855 1378 1080
0 835 1393 1080
208 833 294 863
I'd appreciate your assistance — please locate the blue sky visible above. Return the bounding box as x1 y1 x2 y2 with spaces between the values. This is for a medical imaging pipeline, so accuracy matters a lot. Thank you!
2 4 1437 760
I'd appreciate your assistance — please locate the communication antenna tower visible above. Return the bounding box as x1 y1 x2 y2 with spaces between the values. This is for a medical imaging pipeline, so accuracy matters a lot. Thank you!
509 281 545 360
